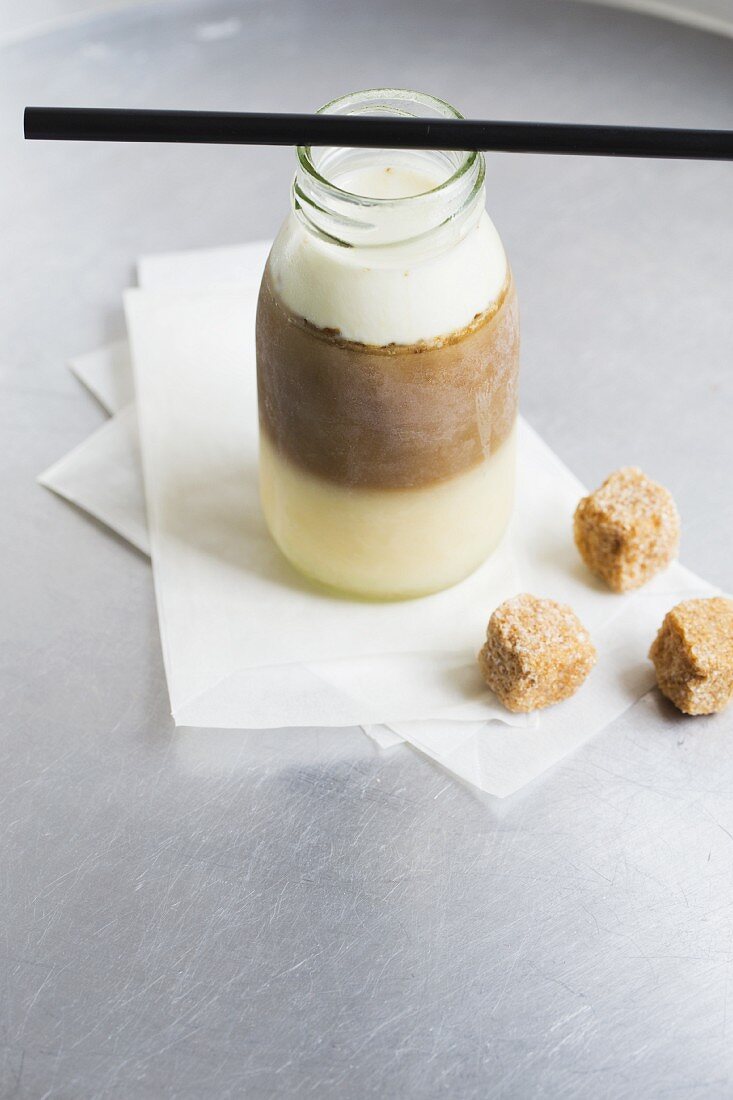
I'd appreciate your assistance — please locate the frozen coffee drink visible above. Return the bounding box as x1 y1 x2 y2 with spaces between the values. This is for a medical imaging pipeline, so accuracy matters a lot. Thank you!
256 89 520 599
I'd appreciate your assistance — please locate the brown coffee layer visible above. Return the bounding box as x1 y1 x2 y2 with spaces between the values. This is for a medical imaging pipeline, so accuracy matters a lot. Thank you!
256 265 520 490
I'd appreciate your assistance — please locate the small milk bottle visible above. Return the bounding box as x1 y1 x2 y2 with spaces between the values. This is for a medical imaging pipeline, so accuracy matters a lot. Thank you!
256 88 520 599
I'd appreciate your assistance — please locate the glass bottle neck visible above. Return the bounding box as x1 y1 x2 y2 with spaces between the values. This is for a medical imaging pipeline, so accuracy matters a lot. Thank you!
291 88 486 256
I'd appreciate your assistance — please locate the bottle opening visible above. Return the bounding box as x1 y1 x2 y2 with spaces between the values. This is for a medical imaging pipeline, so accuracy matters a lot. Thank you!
294 88 485 250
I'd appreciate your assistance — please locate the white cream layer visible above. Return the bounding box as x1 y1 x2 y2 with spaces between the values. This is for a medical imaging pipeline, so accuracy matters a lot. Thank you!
269 166 507 346
259 425 517 600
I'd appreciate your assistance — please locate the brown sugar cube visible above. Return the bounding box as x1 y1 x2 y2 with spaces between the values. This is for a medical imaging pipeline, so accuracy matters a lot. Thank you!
574 467 680 593
649 597 733 715
478 593 597 713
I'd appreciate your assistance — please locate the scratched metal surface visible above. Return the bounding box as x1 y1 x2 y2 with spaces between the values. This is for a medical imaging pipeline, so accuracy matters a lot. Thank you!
1 0 733 1096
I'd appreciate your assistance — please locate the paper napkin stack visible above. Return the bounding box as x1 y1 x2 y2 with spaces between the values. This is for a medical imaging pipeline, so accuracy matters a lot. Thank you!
40 240 719 797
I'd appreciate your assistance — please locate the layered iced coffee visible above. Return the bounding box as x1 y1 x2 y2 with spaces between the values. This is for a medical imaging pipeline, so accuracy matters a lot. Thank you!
256 90 520 599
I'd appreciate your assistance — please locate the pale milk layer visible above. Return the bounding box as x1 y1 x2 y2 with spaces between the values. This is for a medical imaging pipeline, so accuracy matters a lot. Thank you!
269 166 508 346
259 424 517 599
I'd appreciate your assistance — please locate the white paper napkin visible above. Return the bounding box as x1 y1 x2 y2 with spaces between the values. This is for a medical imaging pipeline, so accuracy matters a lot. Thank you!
68 340 135 414
43 349 718 793
39 239 721 796
39 405 149 555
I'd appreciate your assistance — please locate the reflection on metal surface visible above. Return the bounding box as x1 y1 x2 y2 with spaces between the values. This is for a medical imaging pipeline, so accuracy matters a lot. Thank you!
0 0 161 46
575 0 733 38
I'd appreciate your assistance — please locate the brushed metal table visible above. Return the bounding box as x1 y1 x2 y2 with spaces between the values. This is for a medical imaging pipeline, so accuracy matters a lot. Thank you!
2 1 732 1096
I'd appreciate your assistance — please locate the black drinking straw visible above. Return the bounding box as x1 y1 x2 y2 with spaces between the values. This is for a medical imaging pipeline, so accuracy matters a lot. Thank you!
23 107 733 161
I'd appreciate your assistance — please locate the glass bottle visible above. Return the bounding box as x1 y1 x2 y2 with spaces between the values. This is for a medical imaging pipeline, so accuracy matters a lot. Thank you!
256 88 520 599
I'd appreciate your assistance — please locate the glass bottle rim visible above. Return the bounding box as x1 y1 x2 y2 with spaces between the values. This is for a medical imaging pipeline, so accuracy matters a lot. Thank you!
296 87 481 207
